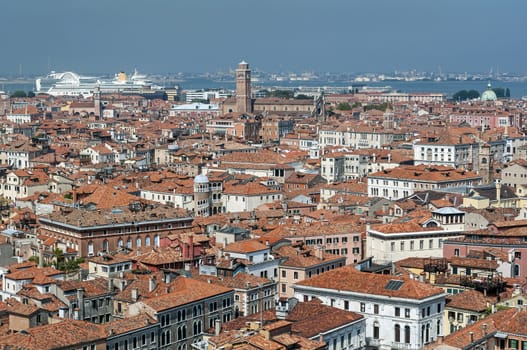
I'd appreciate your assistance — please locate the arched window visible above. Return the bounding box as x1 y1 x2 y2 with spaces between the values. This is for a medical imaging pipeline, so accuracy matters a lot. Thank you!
103 240 109 252
426 324 430 343
88 241 94 255
154 235 160 247
136 237 141 248
145 236 151 247
405 325 411 343
126 238 132 249
395 324 401 342
117 239 123 247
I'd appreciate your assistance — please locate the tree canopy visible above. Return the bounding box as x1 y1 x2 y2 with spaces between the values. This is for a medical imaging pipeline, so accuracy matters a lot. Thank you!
11 90 27 98
452 90 480 101
336 102 352 110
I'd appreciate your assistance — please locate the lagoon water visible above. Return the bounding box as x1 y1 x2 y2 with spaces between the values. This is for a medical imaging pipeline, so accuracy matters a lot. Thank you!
2 78 527 99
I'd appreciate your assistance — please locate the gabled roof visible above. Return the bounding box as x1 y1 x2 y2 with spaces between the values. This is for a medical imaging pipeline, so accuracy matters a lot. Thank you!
286 299 363 338
441 308 527 349
224 239 269 254
295 265 444 300
141 276 232 312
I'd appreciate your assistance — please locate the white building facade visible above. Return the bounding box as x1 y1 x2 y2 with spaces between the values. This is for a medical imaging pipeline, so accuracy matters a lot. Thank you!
293 267 447 350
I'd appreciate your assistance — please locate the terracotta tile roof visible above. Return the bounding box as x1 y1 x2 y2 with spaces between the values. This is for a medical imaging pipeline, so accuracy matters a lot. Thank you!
224 239 269 254
369 165 481 183
370 221 442 234
0 319 106 350
274 245 344 268
441 308 527 348
295 265 444 300
133 247 187 266
5 267 63 281
286 299 363 338
223 181 282 196
446 289 491 312
449 256 498 270
80 184 151 209
40 203 190 228
58 278 111 298
103 313 157 335
193 272 273 290
5 298 39 316
142 276 232 312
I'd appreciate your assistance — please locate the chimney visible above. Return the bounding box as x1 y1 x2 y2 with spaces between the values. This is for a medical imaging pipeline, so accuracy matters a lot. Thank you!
214 319 221 336
77 288 85 320
315 246 323 260
187 235 194 259
182 242 189 260
469 331 474 343
38 245 43 268
131 288 138 302
495 179 502 204
149 277 156 292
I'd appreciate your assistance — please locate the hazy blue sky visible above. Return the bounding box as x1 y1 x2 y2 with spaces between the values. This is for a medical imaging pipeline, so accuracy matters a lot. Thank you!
1 0 525 75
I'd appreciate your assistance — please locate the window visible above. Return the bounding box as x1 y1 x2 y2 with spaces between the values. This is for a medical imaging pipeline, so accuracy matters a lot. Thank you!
515 251 522 259
395 307 400 317
360 302 365 312
395 324 401 342
405 308 410 318
391 242 395 252
293 272 298 280
374 304 379 314
344 300 349 310
373 323 380 339
429 239 433 249
404 325 411 344
281 270 286 278
509 339 519 349
419 240 424 249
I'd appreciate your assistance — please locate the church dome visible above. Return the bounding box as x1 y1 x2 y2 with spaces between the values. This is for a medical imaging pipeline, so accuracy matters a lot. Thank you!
481 83 497 101
194 173 209 184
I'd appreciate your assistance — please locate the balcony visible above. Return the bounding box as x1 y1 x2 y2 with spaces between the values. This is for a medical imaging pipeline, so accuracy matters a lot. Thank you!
391 342 417 350
366 337 382 347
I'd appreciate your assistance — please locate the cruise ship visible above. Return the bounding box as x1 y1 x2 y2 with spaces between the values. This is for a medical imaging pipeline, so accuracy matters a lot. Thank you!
35 70 164 98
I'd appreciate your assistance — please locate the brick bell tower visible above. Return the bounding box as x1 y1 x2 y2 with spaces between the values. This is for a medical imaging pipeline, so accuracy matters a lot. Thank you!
235 60 252 114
